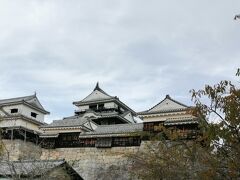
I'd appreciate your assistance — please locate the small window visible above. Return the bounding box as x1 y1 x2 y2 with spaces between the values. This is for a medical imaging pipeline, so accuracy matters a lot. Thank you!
89 104 97 110
10 108 18 113
31 112 38 118
98 104 104 110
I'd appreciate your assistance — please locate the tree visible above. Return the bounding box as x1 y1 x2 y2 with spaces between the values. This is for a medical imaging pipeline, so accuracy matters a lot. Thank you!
128 69 240 180
190 69 240 179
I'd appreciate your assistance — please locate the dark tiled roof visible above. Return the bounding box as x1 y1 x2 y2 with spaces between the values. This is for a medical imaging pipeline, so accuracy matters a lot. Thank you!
0 94 49 114
73 97 115 105
0 95 35 104
40 115 87 128
79 123 143 138
138 108 188 115
41 110 134 129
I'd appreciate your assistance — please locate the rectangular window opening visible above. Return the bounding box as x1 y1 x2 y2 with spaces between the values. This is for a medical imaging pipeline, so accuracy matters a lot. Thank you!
10 108 18 113
89 104 97 110
98 104 104 110
31 112 38 118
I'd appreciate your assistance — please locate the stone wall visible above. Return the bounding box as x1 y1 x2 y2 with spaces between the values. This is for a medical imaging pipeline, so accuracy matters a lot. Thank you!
41 146 140 180
1 139 145 180
1 139 42 161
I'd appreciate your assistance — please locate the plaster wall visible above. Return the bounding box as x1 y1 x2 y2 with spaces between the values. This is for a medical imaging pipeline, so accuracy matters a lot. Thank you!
140 112 194 122
78 105 89 111
104 102 118 109
82 90 110 102
149 98 186 112
0 104 45 122
0 119 42 132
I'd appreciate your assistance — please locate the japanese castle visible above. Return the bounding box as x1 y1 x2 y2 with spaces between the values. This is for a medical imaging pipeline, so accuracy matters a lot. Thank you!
0 83 199 148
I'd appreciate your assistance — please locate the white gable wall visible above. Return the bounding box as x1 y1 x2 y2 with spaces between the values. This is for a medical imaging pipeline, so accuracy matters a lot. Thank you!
78 105 89 111
77 102 118 112
149 99 186 112
0 105 21 116
0 104 45 122
0 118 42 132
83 121 98 130
104 102 118 109
21 104 45 122
141 113 194 122
81 90 111 102
123 112 135 123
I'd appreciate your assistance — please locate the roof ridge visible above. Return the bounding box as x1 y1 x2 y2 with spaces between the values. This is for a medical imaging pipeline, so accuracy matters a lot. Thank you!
0 94 49 114
25 95 49 113
73 83 113 104
93 82 112 97
96 123 142 128
121 110 131 117
0 94 35 102
138 108 187 115
147 94 188 112
166 95 188 108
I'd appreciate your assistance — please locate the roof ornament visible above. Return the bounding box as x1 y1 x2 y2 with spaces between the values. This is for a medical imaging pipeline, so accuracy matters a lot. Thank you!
234 14 240 20
94 82 100 91
34 91 37 96
166 94 170 98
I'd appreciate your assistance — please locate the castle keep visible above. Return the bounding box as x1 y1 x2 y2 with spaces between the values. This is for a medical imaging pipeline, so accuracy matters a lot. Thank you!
0 84 199 179
0 83 198 148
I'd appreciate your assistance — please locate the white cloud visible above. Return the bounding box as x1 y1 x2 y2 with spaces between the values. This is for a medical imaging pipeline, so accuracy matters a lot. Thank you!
0 0 239 123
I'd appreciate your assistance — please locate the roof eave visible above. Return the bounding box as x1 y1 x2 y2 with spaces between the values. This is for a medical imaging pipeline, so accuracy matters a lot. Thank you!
72 98 115 106
113 99 136 115
79 132 142 138
0 101 50 114
138 108 188 115
23 101 50 114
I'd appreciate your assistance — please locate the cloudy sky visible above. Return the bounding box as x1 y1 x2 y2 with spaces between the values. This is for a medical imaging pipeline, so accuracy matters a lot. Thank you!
0 0 239 123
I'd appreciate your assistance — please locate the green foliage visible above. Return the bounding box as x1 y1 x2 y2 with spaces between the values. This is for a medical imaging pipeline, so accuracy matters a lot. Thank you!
128 69 240 179
189 70 240 179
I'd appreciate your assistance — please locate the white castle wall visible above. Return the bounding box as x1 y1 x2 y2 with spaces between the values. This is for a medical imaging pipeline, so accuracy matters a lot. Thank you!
0 104 45 122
